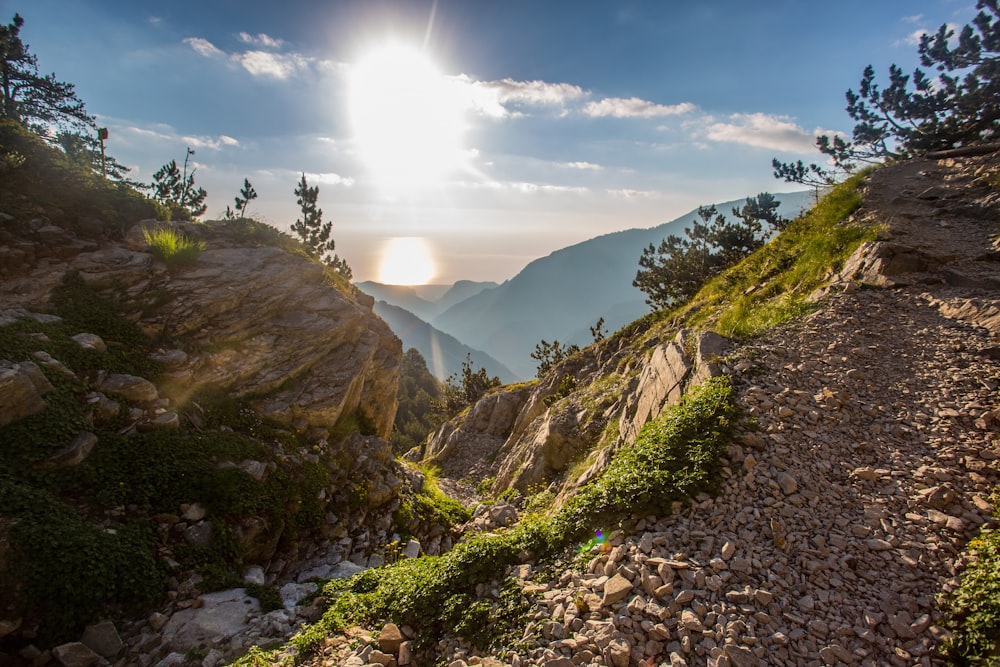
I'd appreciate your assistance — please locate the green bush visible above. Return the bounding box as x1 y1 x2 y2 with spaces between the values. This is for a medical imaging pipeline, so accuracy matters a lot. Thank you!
0 475 167 644
941 524 1000 665
142 227 205 267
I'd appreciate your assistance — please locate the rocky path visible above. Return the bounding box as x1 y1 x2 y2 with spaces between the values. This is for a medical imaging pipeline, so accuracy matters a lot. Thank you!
394 156 1000 667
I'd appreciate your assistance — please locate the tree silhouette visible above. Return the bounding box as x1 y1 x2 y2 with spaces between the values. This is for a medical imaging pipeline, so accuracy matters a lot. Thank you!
151 148 207 219
775 0 1000 186
0 14 93 137
634 194 787 310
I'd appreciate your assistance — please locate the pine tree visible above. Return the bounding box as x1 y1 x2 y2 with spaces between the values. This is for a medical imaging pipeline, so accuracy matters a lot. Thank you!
151 148 207 219
634 194 787 310
0 14 93 137
233 177 257 219
291 173 335 259
774 1 1000 186
56 130 141 187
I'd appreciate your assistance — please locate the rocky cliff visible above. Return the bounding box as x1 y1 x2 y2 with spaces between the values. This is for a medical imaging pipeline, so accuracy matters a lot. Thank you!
3 218 400 437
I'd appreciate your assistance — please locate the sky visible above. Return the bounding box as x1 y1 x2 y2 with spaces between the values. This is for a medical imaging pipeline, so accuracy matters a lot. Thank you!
4 0 970 284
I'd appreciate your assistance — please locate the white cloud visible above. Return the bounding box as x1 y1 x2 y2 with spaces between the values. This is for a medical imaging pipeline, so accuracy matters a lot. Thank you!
897 23 959 47
562 161 602 170
305 172 355 187
583 98 696 119
184 37 225 59
704 113 830 153
902 14 924 24
607 188 661 199
463 77 586 118
238 32 285 49
181 134 241 150
184 35 325 80
233 50 310 79
148 16 162 25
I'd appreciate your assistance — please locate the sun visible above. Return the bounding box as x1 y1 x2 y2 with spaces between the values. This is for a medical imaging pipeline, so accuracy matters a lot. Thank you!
378 237 437 285
348 43 467 190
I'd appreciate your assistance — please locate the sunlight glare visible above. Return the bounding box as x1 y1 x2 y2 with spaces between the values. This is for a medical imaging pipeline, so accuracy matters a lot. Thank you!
349 43 467 190
378 236 437 285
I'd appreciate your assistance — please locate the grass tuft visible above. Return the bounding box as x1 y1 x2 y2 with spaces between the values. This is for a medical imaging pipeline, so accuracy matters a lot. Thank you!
142 227 205 267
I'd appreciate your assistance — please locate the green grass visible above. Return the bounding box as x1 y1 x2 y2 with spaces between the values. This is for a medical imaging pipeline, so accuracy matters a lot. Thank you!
142 226 206 267
678 170 875 339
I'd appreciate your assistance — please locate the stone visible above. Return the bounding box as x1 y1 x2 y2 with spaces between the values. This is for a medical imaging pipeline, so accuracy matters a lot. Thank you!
680 610 704 632
279 582 317 609
602 573 633 606
51 643 100 667
379 622 404 654
723 644 759 667
143 411 180 430
41 431 97 467
776 472 797 495
70 333 107 352
0 360 54 427
183 503 207 522
606 638 630 667
99 374 159 403
160 589 260 653
80 620 122 658
866 538 893 552
403 539 421 558
398 641 414 665
184 521 213 547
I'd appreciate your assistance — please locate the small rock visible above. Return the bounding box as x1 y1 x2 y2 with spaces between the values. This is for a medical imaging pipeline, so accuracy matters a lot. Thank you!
51 643 100 667
100 374 159 403
776 472 798 495
379 622 404 654
70 333 107 353
723 644 759 667
403 539 421 559
601 573 633 606
80 621 122 658
680 610 704 632
40 431 98 467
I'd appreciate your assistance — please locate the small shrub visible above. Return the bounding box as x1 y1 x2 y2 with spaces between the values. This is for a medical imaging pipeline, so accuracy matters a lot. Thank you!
246 583 284 613
142 227 205 267
941 523 1000 664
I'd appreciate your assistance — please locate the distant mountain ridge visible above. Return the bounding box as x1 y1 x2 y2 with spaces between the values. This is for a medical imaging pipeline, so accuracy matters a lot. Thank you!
357 280 498 322
430 191 813 379
372 301 518 384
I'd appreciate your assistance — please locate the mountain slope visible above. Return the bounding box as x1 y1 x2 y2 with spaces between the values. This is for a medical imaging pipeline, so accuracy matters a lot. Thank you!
432 191 813 379
357 280 498 322
372 301 518 383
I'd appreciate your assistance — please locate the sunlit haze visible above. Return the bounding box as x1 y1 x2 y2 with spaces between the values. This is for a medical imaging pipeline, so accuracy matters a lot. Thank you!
378 236 437 285
11 0 959 284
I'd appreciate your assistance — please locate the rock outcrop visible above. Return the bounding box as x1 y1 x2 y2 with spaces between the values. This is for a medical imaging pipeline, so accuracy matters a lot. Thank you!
421 326 729 498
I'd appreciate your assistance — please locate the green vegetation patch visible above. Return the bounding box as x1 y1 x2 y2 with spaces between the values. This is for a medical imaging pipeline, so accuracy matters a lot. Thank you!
0 119 167 228
941 492 1000 666
248 376 736 662
683 171 875 339
0 475 167 644
142 226 205 267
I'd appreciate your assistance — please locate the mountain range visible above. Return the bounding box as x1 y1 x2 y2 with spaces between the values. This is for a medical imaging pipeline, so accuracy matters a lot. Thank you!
371 300 518 383
364 191 813 379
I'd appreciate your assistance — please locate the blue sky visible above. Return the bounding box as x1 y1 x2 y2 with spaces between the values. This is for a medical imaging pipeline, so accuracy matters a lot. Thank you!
6 0 968 284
